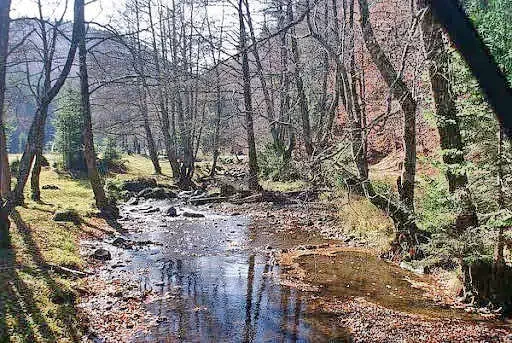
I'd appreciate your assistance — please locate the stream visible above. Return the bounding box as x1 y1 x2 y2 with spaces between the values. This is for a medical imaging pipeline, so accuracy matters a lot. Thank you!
83 198 499 342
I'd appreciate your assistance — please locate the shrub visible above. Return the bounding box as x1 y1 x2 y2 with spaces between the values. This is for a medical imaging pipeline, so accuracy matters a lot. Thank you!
258 143 300 181
417 175 457 233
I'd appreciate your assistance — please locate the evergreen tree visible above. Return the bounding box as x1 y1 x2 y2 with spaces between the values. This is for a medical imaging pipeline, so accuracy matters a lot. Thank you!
54 88 86 172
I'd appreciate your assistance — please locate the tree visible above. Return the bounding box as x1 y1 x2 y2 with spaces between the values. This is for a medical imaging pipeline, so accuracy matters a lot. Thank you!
54 88 86 172
238 0 261 191
0 0 81 246
417 0 479 298
0 0 11 246
76 0 118 217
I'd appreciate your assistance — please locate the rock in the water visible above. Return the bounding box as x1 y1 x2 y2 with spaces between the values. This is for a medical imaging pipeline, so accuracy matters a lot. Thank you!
182 211 205 218
178 190 194 198
52 209 80 223
142 207 160 213
165 207 178 217
122 178 157 193
92 248 111 260
42 184 59 190
137 188 154 198
112 237 131 248
193 189 205 196
126 197 139 206
137 187 177 200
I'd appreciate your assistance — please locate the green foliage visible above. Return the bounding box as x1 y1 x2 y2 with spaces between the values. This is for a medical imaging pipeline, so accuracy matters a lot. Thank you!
417 175 456 233
98 137 126 175
423 226 495 267
466 0 512 84
258 142 299 181
54 88 86 172
103 136 120 162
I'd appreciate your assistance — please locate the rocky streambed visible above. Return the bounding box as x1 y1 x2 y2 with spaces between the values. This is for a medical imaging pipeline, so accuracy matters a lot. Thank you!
78 191 512 342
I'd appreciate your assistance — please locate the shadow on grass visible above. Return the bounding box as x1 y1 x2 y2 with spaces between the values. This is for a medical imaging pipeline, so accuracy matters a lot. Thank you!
0 211 82 342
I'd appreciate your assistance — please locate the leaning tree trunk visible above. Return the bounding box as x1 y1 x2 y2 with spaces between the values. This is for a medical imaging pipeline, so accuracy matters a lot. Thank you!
238 0 260 191
358 0 418 254
359 0 416 213
417 0 478 298
77 0 117 217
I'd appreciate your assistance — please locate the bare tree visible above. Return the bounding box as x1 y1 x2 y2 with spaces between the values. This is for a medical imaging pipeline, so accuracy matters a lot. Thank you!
76 0 118 217
238 0 260 190
0 0 12 246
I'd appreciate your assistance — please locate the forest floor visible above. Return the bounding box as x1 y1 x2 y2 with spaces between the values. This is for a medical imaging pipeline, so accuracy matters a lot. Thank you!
0 154 511 342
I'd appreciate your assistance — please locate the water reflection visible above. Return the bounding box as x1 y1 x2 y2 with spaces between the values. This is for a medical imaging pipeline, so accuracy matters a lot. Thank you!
131 253 347 342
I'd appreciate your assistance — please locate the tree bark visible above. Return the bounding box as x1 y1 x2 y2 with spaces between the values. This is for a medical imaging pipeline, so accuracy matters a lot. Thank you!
148 0 181 179
134 0 161 175
287 0 313 158
77 0 117 217
358 0 416 212
238 0 260 191
417 0 477 231
0 0 12 247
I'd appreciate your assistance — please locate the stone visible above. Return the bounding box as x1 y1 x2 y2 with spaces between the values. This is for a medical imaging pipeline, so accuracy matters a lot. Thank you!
182 211 205 218
220 184 237 196
112 237 131 248
178 190 194 198
122 178 157 193
52 209 80 223
137 188 154 198
42 184 59 190
126 197 139 206
137 187 177 200
142 207 160 214
92 248 111 261
165 207 178 217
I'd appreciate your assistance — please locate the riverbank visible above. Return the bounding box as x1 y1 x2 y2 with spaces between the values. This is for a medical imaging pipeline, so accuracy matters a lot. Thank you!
79 193 511 342
1 154 511 342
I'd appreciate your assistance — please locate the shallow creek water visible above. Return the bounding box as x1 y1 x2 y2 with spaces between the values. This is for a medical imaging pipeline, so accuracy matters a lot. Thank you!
94 199 480 342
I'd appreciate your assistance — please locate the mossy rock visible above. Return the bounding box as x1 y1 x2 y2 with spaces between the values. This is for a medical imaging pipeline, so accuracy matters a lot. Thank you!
52 209 80 224
121 178 157 193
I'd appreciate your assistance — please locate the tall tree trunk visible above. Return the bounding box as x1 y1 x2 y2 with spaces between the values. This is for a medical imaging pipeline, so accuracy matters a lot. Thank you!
0 0 12 247
278 0 294 159
359 0 416 212
30 138 44 201
140 89 162 174
148 0 180 179
210 75 222 178
417 0 478 298
134 0 161 175
287 0 313 158
417 0 477 230
77 0 117 217
244 0 280 150
238 0 260 191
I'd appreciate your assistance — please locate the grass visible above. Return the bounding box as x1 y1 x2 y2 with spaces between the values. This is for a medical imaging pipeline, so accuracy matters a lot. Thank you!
0 153 172 342
336 192 395 253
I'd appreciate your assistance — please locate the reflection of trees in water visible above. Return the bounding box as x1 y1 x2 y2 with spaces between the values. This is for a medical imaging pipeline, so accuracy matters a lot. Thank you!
147 255 313 342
